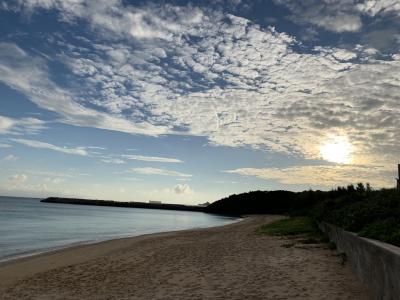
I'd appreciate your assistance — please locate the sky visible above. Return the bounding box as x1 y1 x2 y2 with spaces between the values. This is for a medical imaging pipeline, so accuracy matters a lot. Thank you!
0 0 399 204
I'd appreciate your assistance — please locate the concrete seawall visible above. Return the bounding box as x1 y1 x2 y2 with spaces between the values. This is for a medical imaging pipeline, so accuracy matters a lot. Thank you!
319 222 400 300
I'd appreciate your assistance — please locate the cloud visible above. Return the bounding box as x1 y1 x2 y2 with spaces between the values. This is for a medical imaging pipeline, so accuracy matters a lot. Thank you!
122 154 183 163
0 115 46 135
0 116 14 133
0 1 399 184
357 0 400 17
0 43 168 136
81 146 107 150
273 0 363 32
0 143 11 148
174 183 193 194
8 174 27 184
2 179 53 195
101 158 125 164
129 167 192 177
9 0 204 40
3 154 18 161
225 164 394 188
1 170 86 197
310 14 362 33
10 138 88 156
144 185 197 202
273 0 400 34
363 28 400 52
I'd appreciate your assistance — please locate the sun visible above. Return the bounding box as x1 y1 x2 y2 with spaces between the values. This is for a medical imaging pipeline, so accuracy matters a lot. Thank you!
319 136 353 164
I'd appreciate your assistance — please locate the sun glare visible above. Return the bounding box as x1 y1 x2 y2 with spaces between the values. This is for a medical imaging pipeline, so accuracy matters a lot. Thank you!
319 136 352 164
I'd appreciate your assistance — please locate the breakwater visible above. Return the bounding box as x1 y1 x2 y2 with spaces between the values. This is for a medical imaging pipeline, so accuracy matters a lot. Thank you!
41 197 206 213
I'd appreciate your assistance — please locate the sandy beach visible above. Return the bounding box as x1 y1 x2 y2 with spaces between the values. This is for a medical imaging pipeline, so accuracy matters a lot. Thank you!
0 215 370 300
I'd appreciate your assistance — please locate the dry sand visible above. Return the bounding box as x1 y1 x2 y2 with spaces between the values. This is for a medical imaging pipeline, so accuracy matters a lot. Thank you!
0 215 370 300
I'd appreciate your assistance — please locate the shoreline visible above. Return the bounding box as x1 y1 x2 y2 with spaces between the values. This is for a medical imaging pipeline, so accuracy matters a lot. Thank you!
0 217 249 292
0 217 243 267
0 215 370 299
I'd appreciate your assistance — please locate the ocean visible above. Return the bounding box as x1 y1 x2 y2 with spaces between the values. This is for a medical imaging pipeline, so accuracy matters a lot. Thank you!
0 196 238 262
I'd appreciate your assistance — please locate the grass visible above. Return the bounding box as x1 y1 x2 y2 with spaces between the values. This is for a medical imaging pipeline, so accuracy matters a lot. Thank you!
257 217 344 261
257 217 319 237
257 216 332 246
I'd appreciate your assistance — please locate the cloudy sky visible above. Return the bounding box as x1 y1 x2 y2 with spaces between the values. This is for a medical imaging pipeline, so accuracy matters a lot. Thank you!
0 0 399 203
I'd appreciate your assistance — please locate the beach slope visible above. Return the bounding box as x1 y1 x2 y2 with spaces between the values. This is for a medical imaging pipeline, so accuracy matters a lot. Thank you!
0 215 369 299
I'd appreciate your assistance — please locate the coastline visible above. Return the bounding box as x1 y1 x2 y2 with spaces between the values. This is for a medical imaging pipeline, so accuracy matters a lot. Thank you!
0 215 370 299
0 216 243 266
0 217 246 287
0 196 241 266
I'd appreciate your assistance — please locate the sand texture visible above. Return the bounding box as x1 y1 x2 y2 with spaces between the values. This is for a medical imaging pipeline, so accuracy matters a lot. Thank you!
0 215 370 300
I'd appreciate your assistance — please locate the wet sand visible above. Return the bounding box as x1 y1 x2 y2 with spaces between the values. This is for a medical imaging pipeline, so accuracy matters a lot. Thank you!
0 215 370 299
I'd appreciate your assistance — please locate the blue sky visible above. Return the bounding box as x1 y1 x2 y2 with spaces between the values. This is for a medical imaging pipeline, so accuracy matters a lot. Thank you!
0 0 399 203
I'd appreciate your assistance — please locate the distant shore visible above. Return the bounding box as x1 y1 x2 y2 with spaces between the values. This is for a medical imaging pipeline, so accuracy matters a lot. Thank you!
0 216 369 300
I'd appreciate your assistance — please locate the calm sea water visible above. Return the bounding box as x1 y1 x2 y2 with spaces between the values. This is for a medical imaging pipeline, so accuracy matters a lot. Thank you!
0 196 238 262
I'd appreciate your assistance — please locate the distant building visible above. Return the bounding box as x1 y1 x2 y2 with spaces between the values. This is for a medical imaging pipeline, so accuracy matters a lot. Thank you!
149 200 162 204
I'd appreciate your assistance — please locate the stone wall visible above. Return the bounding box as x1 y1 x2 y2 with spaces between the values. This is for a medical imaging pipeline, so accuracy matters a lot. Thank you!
319 222 400 300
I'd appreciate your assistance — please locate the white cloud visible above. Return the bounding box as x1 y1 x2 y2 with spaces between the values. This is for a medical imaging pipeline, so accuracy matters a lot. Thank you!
0 1 398 188
0 115 45 135
0 43 168 136
8 174 27 184
225 164 394 188
273 0 400 33
122 154 183 163
1 180 58 195
10 138 88 156
144 185 196 203
357 0 400 17
0 116 13 133
174 183 193 194
273 0 363 32
101 158 125 164
3 154 18 161
129 167 192 177
312 14 362 33
80 146 107 150
10 0 204 40
0 143 11 148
